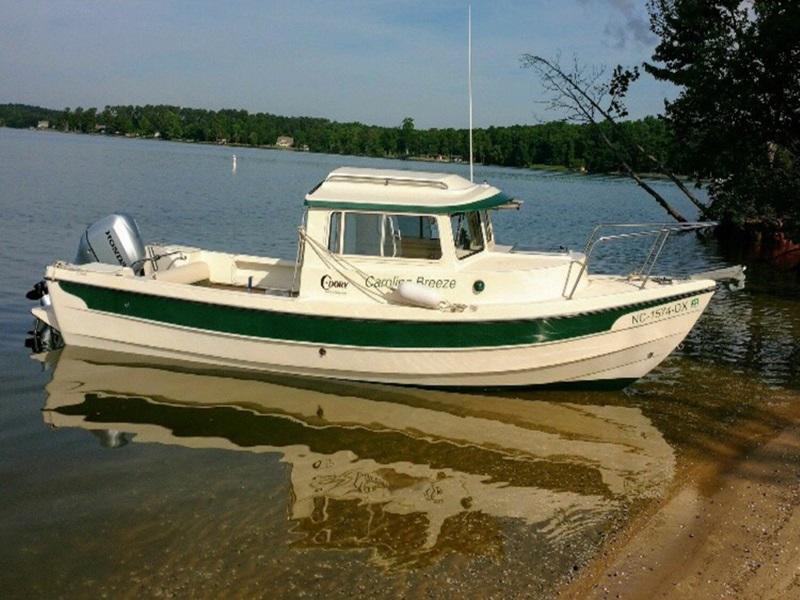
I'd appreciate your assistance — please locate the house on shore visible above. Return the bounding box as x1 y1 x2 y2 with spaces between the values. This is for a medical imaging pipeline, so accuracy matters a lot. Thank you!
36 120 49 130
276 136 294 148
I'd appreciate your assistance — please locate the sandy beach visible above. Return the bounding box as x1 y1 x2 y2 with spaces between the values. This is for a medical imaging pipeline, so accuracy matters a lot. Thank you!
561 389 800 600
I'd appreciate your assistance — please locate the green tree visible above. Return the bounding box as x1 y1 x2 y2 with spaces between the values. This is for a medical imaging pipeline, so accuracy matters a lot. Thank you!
160 109 183 140
82 107 97 132
647 0 800 238
138 114 154 136
401 117 415 155
70 107 84 132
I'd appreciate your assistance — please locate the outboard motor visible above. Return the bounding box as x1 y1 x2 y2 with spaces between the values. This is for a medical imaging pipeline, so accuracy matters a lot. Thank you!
89 429 134 449
75 213 146 275
26 213 147 354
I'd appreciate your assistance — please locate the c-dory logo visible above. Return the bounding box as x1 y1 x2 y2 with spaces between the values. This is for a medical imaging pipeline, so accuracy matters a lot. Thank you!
320 274 349 292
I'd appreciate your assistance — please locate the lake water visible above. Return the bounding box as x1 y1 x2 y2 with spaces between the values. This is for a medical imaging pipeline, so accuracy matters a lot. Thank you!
1 128 799 599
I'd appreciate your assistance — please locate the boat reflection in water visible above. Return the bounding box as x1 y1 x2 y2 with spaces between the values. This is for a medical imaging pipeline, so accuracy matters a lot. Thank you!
41 347 675 568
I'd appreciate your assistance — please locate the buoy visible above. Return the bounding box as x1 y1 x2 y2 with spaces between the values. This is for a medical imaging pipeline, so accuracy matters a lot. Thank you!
396 281 443 309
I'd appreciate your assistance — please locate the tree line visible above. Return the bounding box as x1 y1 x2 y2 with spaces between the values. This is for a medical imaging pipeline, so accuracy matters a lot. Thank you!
647 0 799 242
0 102 684 175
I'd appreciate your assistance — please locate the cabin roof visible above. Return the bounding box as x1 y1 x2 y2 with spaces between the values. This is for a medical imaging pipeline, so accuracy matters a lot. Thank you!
304 167 511 214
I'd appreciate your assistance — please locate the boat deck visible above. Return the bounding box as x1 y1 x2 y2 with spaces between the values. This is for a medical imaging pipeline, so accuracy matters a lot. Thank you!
194 274 683 305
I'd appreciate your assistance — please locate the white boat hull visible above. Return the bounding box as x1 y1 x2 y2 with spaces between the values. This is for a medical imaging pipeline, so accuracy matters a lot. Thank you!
46 277 714 388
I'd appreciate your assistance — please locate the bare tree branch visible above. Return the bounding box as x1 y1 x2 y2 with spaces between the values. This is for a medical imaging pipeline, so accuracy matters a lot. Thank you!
521 53 710 220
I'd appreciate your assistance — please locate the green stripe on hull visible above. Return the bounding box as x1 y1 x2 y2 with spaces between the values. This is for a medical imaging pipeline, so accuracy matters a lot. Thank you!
59 281 708 349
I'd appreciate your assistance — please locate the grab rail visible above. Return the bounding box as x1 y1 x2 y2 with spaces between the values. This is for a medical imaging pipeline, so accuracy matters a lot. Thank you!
564 221 717 299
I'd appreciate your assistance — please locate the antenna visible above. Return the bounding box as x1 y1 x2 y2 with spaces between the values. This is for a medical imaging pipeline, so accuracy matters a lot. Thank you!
468 4 474 183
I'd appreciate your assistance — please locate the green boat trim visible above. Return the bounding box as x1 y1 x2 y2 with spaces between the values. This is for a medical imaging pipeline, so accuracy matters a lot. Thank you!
58 281 712 350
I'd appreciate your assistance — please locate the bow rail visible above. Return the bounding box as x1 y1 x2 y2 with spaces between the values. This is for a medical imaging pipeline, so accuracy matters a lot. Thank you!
564 221 718 299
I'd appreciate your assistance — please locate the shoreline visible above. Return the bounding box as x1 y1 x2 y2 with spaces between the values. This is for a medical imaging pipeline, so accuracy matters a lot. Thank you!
559 386 800 600
3 125 684 180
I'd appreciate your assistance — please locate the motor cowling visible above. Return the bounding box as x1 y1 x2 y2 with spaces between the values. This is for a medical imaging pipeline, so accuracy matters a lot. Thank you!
75 213 146 275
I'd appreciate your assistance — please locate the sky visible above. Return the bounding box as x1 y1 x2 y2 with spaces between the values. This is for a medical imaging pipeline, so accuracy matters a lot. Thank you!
0 0 675 129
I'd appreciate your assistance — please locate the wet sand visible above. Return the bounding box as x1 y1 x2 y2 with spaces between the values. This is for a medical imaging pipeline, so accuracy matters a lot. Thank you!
560 387 800 600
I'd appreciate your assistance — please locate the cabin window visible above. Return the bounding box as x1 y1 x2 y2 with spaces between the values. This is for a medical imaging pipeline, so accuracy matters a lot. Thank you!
327 212 342 252
338 213 442 259
451 212 485 259
388 215 442 259
342 213 383 256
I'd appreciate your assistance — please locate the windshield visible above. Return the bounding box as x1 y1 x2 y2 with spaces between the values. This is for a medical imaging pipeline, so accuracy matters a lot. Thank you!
450 212 485 259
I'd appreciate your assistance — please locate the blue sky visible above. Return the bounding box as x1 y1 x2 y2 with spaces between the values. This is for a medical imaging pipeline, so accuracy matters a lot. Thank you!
0 0 673 128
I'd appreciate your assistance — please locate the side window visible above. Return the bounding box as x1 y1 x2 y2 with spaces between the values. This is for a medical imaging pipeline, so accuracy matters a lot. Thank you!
343 213 383 256
327 212 341 252
451 212 485 259
338 213 442 259
390 215 442 259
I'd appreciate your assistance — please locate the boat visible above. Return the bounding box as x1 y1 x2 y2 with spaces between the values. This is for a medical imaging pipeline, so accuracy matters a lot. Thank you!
39 347 676 565
26 166 742 388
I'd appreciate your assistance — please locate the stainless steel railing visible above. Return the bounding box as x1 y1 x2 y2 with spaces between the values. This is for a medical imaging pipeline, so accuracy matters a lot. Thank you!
564 221 718 299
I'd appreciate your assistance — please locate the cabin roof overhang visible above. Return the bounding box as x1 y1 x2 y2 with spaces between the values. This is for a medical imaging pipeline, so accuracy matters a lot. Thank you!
304 167 515 214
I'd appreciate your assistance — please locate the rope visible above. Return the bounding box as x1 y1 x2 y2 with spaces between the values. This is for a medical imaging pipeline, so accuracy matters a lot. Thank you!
298 228 390 303
297 227 470 313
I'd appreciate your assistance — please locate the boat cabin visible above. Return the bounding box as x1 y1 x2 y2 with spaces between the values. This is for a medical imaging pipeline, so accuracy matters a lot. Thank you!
144 167 586 306
296 167 585 305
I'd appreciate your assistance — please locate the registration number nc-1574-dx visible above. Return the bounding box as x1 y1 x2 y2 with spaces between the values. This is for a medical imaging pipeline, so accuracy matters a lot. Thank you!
630 297 701 325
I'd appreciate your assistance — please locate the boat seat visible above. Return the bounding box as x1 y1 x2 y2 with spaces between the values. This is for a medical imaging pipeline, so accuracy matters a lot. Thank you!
151 261 210 284
397 238 442 259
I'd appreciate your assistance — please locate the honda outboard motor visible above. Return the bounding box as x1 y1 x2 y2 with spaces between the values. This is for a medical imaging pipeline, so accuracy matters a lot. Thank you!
75 213 146 275
26 213 147 355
